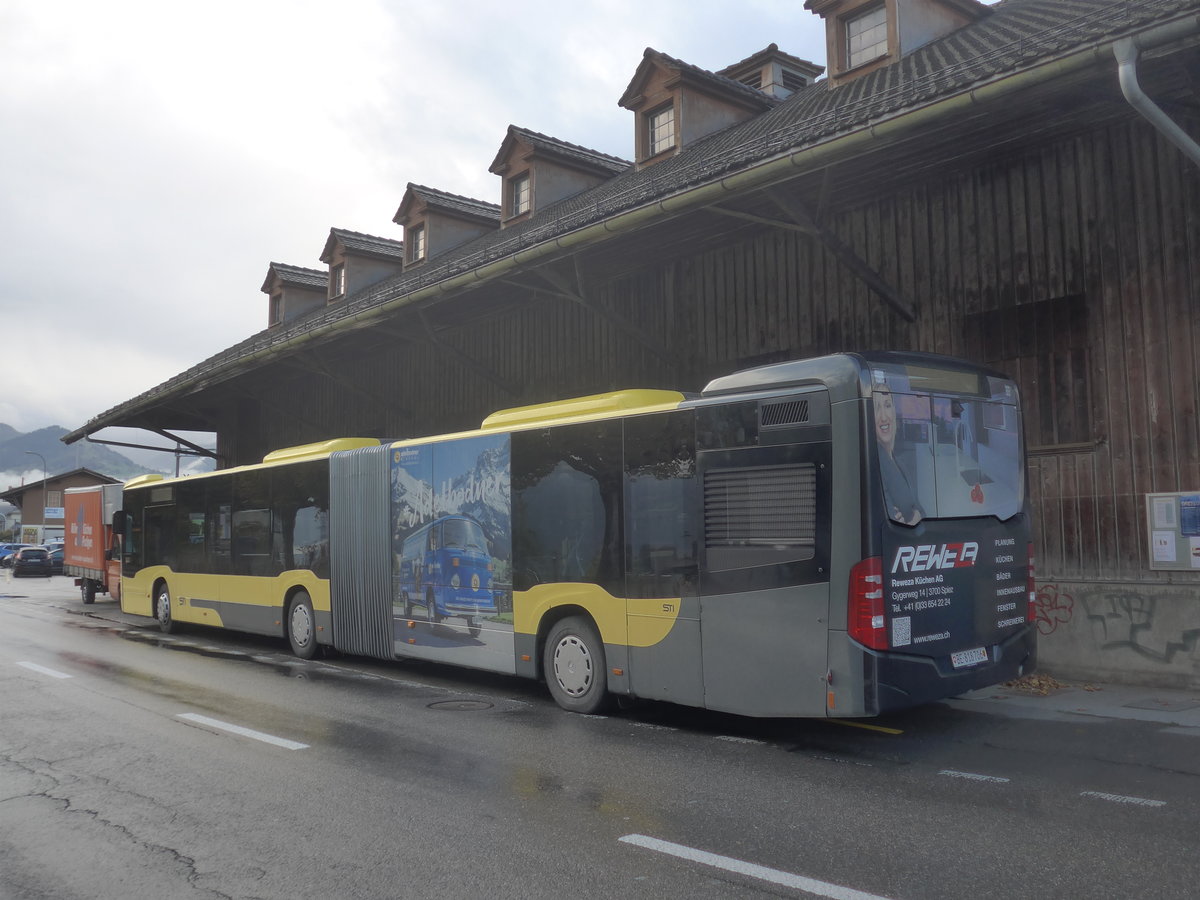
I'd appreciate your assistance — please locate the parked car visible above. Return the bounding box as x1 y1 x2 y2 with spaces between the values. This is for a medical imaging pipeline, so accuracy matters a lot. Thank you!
48 546 64 575
12 546 52 577
0 543 32 568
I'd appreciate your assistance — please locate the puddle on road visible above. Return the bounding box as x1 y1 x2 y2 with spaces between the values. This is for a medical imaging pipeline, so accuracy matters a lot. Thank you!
55 611 500 703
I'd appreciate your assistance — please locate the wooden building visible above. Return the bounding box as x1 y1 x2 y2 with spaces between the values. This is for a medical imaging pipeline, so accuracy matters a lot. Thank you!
65 0 1200 688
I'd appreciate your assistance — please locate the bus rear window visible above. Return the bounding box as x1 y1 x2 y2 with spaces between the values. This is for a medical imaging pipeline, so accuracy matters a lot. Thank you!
871 370 1023 524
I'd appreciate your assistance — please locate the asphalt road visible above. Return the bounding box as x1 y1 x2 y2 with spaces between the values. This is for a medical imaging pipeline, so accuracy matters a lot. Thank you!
3 575 1199 899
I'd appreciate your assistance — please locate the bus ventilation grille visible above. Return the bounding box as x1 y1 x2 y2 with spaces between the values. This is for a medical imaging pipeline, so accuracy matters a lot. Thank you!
760 399 810 427
704 463 817 549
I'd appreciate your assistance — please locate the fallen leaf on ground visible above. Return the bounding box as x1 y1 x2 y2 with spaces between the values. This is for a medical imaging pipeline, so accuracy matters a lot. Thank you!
1003 673 1070 695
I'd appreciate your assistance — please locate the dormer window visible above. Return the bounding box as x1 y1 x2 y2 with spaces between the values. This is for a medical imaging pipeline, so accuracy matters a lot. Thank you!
409 224 426 263
330 263 346 299
511 173 531 217
269 294 282 326
490 126 629 226
846 5 888 69
647 104 676 157
805 0 991 87
394 183 500 261
621 49 773 168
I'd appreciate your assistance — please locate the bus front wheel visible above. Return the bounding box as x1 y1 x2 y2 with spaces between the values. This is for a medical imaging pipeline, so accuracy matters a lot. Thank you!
155 583 177 634
544 617 611 715
288 591 318 660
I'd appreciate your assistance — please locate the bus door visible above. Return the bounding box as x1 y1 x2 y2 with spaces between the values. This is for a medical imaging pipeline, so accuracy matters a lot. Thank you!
696 396 833 717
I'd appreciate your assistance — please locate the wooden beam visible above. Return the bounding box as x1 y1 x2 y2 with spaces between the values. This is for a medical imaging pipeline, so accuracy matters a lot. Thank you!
528 261 673 363
767 189 916 322
710 190 916 322
415 310 521 396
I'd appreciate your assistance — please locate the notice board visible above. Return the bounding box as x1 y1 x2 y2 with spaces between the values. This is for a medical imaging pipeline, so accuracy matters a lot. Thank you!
1146 492 1200 572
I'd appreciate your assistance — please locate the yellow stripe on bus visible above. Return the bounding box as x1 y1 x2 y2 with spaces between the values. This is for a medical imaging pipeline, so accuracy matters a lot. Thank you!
513 583 682 648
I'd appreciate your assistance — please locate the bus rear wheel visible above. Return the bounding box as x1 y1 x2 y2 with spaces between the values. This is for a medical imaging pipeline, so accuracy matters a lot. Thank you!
82 580 96 604
155 583 177 634
544 616 611 715
288 591 318 660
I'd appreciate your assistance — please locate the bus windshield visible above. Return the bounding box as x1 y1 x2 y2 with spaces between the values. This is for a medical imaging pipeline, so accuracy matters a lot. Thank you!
871 364 1024 524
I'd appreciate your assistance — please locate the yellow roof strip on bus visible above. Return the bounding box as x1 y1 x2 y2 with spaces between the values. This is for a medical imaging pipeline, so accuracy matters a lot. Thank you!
124 474 165 490
261 438 380 465
481 389 686 431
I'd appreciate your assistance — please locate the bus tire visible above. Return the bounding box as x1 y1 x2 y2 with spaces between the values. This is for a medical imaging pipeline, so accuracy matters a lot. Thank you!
82 580 96 604
426 588 441 625
287 591 318 660
544 616 611 715
467 618 481 638
155 582 177 634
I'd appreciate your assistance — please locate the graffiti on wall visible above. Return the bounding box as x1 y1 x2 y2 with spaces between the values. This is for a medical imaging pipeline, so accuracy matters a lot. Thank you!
1035 581 1200 667
1033 583 1075 635
1082 592 1200 664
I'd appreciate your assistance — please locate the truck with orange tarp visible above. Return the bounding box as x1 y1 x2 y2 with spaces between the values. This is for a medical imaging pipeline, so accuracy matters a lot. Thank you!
63 484 123 604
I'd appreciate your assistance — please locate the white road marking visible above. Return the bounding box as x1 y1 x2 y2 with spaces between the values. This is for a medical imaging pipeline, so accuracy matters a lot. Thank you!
939 769 1010 783
176 713 309 750
620 834 895 900
715 735 764 744
17 661 72 679
1080 791 1165 807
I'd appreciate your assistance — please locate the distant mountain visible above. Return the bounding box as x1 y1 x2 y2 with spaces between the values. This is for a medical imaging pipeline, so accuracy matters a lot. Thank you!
0 425 168 483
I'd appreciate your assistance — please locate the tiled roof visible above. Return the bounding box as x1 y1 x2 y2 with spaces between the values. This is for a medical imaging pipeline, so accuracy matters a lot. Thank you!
619 47 781 110
262 262 326 292
717 42 825 81
403 184 500 222
72 0 1198 437
323 228 404 263
506 126 630 176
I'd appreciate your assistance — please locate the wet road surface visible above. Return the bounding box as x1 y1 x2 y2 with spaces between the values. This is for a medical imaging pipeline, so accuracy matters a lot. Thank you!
3 577 1200 899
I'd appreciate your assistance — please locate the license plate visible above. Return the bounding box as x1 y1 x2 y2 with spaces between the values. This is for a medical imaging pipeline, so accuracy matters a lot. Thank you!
951 646 988 669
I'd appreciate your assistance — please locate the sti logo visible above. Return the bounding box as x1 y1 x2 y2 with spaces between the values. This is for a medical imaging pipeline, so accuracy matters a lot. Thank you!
891 542 980 573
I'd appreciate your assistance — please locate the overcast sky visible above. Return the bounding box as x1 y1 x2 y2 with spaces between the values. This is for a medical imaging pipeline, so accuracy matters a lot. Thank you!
1 0 829 464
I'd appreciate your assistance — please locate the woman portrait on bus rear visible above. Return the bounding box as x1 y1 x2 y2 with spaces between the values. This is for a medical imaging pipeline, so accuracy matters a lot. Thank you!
873 385 924 525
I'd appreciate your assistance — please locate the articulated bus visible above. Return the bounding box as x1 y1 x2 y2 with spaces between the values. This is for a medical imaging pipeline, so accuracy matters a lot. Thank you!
118 352 1036 717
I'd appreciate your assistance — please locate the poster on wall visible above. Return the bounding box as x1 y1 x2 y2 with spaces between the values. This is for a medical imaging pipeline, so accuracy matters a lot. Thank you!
390 434 515 672
1146 492 1200 572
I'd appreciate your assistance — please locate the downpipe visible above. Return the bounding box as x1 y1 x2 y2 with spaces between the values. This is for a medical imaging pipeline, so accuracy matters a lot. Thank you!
1114 35 1200 168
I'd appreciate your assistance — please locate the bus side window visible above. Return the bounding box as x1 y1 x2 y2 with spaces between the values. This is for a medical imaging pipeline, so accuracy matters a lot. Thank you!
232 469 272 577
624 410 699 600
513 422 623 593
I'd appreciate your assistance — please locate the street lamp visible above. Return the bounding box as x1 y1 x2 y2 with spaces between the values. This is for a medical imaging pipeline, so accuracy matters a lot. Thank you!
24 450 47 537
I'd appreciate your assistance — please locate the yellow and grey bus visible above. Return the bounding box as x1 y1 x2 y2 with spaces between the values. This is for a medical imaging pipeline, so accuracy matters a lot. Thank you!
118 352 1036 717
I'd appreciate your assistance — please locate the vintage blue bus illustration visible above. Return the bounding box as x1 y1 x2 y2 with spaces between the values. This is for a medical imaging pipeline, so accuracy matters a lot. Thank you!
397 514 500 634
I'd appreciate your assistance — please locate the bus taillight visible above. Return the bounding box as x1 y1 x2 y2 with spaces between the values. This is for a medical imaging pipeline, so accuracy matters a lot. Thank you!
1027 543 1037 623
848 556 887 650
